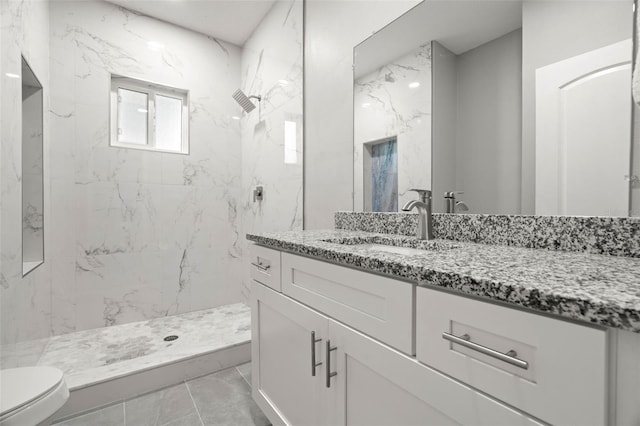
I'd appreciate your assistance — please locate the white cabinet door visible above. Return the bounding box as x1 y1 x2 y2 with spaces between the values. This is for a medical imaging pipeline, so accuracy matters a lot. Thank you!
251 282 329 426
328 319 544 426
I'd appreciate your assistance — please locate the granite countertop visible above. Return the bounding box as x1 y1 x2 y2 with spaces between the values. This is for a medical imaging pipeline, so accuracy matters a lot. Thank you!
247 229 640 333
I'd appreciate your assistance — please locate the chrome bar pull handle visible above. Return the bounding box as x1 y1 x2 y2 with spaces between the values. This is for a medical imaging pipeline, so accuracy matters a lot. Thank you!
326 340 337 388
442 332 529 370
311 331 322 376
251 261 270 272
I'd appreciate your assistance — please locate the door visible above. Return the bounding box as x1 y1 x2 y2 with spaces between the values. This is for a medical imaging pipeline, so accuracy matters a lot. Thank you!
536 39 632 216
251 282 329 425
327 319 544 426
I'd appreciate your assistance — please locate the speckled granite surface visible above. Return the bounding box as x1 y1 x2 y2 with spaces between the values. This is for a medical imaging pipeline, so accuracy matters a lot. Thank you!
335 212 640 258
247 230 640 333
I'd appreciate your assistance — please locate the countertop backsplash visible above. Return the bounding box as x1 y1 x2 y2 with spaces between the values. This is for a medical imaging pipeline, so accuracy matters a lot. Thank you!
335 212 640 258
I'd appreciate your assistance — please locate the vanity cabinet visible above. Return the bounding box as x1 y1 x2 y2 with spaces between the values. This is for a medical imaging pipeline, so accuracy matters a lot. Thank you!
249 242 640 425
251 248 548 425
252 281 543 426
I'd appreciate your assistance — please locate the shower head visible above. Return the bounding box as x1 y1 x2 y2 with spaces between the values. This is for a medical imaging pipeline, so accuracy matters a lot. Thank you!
232 89 261 113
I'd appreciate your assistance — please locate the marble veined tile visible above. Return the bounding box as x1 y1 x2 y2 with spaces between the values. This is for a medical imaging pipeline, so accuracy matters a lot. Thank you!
0 337 49 369
0 304 250 390
44 0 244 338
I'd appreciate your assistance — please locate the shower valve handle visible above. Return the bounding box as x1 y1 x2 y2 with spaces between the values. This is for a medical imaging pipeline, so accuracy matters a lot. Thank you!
253 186 264 202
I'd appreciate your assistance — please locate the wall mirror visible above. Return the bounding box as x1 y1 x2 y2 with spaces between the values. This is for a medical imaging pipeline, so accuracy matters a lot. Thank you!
21 56 44 276
353 0 637 217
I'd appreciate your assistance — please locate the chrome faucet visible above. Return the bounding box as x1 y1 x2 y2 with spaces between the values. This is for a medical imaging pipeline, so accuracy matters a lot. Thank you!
402 189 434 240
444 191 469 213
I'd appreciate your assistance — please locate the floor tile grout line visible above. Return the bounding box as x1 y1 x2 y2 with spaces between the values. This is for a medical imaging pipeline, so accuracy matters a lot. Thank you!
52 399 126 425
236 364 251 387
185 379 205 426
152 386 167 426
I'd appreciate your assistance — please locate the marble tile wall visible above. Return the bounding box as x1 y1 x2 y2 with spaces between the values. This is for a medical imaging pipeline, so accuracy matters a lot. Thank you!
1 0 304 345
239 0 304 300
1 0 53 345
47 0 244 336
353 43 431 212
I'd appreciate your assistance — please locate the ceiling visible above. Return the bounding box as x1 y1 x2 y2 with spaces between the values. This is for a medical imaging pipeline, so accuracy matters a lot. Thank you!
105 0 276 46
354 0 523 78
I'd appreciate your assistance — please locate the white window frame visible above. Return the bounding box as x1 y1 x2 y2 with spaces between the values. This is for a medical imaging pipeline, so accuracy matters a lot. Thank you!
110 75 189 154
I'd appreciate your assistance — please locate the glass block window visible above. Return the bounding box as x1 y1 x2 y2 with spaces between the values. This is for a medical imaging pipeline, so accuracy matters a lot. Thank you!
110 75 189 154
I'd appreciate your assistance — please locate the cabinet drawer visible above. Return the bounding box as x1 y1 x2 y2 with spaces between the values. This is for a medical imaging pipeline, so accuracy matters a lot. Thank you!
416 286 607 426
282 253 413 354
249 244 281 291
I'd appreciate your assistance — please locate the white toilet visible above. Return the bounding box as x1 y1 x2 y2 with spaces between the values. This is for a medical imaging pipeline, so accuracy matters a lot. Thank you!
0 367 69 426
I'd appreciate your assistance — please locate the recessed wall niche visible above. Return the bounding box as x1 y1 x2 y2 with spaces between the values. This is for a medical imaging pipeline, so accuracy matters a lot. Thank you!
21 56 44 276
363 137 398 212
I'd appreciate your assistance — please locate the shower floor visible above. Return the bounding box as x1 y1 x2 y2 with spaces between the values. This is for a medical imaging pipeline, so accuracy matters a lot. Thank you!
0 303 251 420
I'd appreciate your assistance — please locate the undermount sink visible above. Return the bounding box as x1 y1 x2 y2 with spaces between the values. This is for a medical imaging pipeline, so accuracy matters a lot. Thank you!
322 236 459 254
356 244 437 255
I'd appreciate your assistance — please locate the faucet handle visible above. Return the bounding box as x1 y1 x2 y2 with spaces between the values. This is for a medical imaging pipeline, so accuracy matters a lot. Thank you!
408 188 431 203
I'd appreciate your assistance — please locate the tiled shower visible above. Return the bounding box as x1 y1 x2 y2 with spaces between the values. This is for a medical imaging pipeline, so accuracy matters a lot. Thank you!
0 0 302 348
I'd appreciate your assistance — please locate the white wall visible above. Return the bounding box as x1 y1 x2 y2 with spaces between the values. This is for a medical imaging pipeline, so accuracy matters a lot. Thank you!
48 0 243 334
431 41 457 213
455 30 522 215
1 0 52 345
303 0 420 229
521 0 631 214
240 0 303 299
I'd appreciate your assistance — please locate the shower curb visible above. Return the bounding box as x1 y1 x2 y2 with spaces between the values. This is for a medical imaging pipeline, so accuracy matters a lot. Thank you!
52 341 250 422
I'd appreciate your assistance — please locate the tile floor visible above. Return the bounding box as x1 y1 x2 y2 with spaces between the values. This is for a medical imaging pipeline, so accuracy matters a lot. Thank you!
53 363 270 426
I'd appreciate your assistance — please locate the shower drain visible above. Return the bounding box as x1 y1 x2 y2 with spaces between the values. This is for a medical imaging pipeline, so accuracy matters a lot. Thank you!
163 335 179 342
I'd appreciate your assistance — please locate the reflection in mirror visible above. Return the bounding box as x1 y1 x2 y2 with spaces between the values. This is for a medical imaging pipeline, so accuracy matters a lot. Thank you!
364 136 399 211
354 43 431 211
353 0 636 217
21 56 44 276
